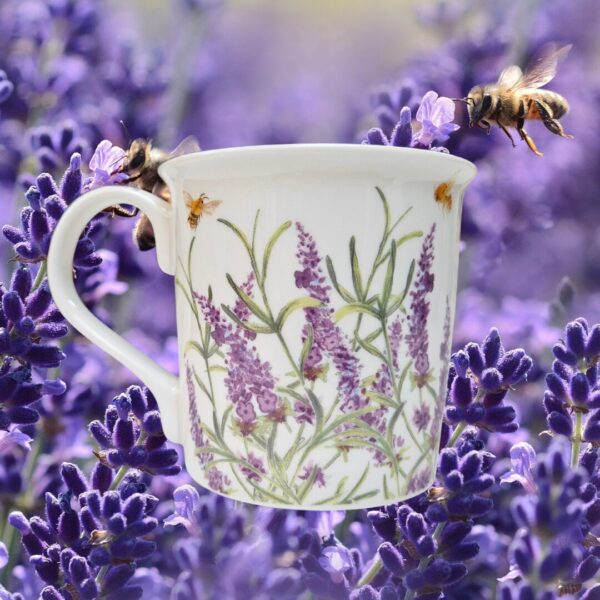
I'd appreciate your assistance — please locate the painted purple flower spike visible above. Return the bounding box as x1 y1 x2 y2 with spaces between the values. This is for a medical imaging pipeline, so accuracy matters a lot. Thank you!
406 224 436 387
500 442 537 493
413 91 460 148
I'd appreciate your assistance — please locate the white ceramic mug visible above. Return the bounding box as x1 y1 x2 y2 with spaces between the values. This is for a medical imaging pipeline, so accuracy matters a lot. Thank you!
47 144 476 509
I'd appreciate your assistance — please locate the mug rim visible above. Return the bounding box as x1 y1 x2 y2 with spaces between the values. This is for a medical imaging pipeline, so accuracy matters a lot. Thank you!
158 143 477 182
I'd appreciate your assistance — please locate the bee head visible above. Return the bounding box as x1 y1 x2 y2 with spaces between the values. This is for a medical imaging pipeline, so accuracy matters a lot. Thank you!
466 87 494 126
124 139 150 176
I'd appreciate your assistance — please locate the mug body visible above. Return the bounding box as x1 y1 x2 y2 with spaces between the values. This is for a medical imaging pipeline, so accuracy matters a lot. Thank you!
159 144 476 509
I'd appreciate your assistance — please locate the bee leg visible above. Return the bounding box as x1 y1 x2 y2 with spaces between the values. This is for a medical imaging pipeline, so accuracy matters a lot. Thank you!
477 120 491 134
535 100 574 139
496 121 516 147
517 100 543 157
518 126 543 157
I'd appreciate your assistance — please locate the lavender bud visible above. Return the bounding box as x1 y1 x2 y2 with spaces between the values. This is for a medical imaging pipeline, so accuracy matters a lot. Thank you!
586 325 600 360
547 411 573 436
101 563 135 594
553 342 578 366
365 128 388 145
102 491 121 519
11 266 32 299
482 328 502 367
58 510 80 545
61 463 88 496
89 421 112 448
571 373 590 406
423 559 451 585
113 419 135 450
480 368 503 392
128 385 148 418
91 462 113 493
566 321 587 358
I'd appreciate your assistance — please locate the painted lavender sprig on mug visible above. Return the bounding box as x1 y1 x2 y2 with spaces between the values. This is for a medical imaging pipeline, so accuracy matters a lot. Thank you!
179 185 450 506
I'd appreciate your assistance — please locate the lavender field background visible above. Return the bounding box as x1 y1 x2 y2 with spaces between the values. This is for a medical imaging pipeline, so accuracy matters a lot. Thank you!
1 0 600 598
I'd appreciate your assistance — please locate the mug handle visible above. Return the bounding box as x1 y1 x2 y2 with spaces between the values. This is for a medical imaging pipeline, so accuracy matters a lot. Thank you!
47 187 180 443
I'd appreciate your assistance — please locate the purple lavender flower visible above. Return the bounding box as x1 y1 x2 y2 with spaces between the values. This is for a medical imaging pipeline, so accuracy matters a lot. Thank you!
295 223 364 412
207 467 231 494
499 442 537 494
299 463 326 488
413 91 460 148
30 121 89 172
186 363 212 466
240 451 266 482
10 465 165 599
196 294 285 433
544 318 600 445
2 153 101 268
233 272 257 339
412 402 431 432
407 467 432 494
83 140 127 191
88 386 180 476
446 328 532 434
406 224 435 387
363 106 413 147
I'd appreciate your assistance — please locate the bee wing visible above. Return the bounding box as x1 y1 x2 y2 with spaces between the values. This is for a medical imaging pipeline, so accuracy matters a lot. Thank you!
183 190 193 207
497 65 523 89
519 43 572 89
168 135 201 159
202 200 222 215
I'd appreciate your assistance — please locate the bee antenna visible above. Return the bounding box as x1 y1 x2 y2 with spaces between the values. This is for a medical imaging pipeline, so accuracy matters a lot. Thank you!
451 97 471 104
119 120 132 143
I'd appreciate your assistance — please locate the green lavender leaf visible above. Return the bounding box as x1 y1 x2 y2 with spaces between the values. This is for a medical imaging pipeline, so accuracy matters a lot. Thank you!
262 220 292 284
326 255 355 303
275 297 322 330
334 302 380 322
387 258 415 316
221 304 275 334
381 240 397 309
349 236 364 300
225 274 273 325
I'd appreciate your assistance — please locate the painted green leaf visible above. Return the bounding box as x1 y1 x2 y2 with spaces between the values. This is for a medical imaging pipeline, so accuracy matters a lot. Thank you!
396 230 423 247
349 236 364 301
225 273 273 325
375 186 391 233
342 465 370 503
305 388 324 432
355 335 387 362
299 323 314 376
334 302 380 322
218 218 253 258
381 240 396 308
363 327 383 344
366 391 398 409
275 297 322 330
387 258 415 316
325 255 355 303
184 340 206 358
262 220 292 284
221 304 274 334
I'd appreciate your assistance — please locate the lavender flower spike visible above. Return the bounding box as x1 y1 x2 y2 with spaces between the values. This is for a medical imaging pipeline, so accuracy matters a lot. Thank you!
406 224 435 387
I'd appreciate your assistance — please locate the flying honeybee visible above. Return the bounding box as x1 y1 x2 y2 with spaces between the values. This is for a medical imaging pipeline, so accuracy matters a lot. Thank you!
116 136 200 250
184 191 222 230
464 43 573 157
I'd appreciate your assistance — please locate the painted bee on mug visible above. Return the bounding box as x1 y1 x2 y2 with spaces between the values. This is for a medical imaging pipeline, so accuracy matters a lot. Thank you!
184 191 222 230
117 136 200 250
462 43 573 157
